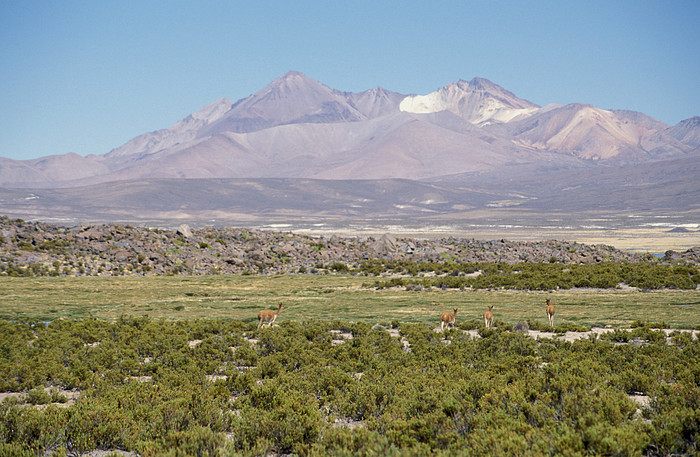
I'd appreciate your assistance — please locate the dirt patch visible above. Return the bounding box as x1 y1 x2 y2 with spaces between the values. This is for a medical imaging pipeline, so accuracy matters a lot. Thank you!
629 394 650 408
386 328 401 338
129 376 152 383
428 326 697 344
329 329 354 345
206 374 228 382
527 328 617 342
77 451 138 457
333 418 366 429
661 328 699 339
0 387 80 408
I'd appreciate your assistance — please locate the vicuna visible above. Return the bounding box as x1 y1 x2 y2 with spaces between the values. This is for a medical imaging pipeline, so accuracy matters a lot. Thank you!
546 299 555 328
258 303 284 328
483 305 494 328
440 308 458 330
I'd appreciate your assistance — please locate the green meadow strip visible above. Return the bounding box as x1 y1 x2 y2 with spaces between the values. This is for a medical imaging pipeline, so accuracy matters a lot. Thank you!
0 275 698 328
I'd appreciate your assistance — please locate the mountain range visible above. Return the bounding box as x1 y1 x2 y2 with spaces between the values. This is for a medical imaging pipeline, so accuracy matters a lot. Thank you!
0 71 698 227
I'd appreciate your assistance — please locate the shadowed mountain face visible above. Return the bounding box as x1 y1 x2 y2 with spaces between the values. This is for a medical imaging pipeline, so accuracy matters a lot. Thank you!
668 116 700 148
0 71 698 225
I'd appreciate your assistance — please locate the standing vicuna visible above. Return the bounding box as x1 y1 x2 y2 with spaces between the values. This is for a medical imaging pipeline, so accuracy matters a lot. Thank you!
483 305 494 329
440 308 458 330
258 303 284 328
546 299 555 328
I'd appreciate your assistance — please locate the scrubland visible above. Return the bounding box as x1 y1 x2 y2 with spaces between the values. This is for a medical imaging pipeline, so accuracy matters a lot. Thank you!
1 269 699 456
1 316 698 456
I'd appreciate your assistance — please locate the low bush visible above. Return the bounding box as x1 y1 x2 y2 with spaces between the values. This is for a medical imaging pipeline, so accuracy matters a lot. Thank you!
367 261 700 291
0 317 698 456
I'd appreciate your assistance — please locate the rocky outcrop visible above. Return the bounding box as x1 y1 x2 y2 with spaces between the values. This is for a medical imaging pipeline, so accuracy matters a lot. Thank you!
0 216 690 277
663 247 700 263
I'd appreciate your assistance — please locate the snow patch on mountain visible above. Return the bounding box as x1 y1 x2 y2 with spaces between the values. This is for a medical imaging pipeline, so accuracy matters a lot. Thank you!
399 79 539 125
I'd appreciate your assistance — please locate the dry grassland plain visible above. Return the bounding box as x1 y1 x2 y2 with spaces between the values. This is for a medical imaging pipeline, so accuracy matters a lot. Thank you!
1 275 698 329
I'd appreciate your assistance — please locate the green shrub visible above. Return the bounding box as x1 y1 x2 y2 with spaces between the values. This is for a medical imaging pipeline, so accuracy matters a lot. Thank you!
26 387 51 405
232 385 323 454
0 317 698 456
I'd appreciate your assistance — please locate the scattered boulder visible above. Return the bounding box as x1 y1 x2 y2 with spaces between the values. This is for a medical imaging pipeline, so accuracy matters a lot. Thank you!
513 321 530 333
177 224 193 238
0 216 696 277
114 250 131 262
370 233 397 257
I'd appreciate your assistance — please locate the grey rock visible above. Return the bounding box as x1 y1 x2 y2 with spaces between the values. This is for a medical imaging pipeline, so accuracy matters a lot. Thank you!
177 224 193 238
513 321 530 333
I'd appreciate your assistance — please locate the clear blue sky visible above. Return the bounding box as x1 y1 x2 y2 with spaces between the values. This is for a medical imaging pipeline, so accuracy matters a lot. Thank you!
1 0 698 160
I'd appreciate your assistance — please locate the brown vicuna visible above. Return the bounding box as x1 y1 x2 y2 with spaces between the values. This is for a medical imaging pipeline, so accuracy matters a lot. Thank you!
440 308 458 330
483 305 494 328
258 303 284 328
546 299 555 328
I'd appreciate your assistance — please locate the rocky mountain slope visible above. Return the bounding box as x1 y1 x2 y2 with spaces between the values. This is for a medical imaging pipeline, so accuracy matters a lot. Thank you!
4 216 696 278
668 116 700 148
1 72 698 189
0 72 697 227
